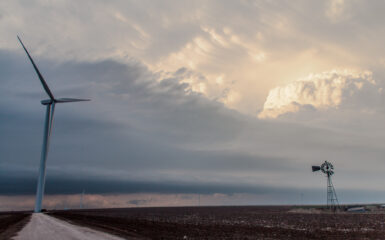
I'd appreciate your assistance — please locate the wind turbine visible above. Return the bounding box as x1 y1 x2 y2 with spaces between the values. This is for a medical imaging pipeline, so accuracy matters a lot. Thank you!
17 36 90 213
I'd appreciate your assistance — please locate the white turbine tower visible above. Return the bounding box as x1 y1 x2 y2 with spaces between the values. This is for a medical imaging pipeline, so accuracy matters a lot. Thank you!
18 36 90 213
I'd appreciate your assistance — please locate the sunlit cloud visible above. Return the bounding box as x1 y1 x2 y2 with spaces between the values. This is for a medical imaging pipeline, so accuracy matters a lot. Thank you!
259 69 379 118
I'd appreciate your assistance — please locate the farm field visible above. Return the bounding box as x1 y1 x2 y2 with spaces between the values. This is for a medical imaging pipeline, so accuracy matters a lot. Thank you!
48 206 385 239
0 212 30 240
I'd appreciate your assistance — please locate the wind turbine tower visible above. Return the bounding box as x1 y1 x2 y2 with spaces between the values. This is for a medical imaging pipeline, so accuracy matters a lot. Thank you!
18 36 90 213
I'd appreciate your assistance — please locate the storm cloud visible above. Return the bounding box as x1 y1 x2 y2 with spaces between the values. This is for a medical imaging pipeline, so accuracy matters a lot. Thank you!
2 1 385 210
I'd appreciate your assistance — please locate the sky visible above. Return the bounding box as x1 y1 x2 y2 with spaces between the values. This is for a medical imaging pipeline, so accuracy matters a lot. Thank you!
2 0 385 210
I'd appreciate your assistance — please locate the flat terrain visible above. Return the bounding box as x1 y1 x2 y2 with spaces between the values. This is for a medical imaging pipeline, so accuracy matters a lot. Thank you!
0 212 30 240
49 206 385 239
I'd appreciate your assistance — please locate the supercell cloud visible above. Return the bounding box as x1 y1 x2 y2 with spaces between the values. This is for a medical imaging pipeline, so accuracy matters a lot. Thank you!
2 0 385 209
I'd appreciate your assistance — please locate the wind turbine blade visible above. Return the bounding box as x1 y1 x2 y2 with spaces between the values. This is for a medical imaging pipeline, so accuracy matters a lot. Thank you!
17 36 55 100
56 98 91 103
48 103 55 138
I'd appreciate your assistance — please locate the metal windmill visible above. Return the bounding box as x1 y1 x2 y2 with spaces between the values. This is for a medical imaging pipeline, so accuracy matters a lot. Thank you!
312 161 339 210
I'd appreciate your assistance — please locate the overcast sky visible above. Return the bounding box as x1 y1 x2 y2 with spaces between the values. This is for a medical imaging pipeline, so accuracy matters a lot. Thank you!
2 0 385 210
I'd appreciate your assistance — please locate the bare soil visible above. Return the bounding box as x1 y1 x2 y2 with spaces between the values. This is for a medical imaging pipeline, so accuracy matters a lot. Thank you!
0 212 31 240
48 206 385 239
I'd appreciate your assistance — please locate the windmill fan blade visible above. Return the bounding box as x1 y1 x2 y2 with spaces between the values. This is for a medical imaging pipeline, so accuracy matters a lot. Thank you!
56 98 91 103
17 36 55 100
312 166 321 172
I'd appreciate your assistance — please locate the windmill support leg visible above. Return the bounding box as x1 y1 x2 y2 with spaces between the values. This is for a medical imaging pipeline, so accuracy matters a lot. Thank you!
34 104 52 213
327 175 331 209
326 173 339 210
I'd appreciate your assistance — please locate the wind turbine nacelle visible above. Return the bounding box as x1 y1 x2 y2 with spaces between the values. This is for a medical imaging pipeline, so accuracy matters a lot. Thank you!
312 166 321 172
41 99 54 105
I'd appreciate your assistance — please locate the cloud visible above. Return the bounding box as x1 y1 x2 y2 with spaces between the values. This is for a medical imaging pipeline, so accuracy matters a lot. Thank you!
1 50 297 197
259 69 380 118
4 1 385 210
326 0 347 22
6 0 385 114
3 49 385 204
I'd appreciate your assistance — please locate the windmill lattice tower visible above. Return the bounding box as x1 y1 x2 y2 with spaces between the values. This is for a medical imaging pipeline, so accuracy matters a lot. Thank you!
312 161 340 210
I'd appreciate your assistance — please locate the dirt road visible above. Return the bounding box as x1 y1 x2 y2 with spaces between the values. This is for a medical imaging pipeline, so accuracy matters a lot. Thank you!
13 213 125 240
